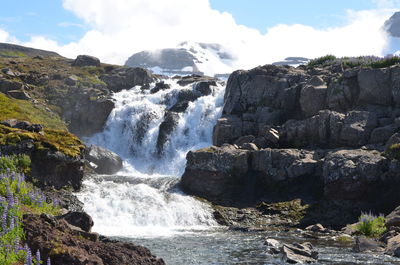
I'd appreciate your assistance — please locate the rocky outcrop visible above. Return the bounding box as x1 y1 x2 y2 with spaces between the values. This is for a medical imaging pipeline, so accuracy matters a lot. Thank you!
23 214 165 265
85 145 123 175
181 145 249 204
0 42 61 58
72 55 101 67
100 67 155 92
58 211 94 232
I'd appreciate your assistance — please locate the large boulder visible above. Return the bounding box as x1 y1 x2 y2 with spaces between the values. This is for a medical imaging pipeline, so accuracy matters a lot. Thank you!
357 67 392 106
23 214 165 265
72 55 101 67
213 115 243 146
100 67 154 92
181 145 249 204
156 111 180 156
281 242 318 264
30 150 85 191
85 145 123 175
58 211 94 232
385 234 400 257
299 76 327 117
386 206 400 229
322 149 388 201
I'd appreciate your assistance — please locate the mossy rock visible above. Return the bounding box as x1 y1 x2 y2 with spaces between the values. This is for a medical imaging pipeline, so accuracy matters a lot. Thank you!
256 199 309 222
0 124 84 157
386 144 400 160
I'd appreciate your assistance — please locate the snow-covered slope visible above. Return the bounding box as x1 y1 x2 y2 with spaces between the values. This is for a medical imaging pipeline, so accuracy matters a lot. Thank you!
124 42 235 77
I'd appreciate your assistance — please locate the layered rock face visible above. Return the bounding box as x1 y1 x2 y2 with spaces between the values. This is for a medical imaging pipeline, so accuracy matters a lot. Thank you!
182 63 400 211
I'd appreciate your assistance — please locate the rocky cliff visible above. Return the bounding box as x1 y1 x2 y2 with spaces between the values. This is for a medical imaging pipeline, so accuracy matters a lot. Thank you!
181 59 400 226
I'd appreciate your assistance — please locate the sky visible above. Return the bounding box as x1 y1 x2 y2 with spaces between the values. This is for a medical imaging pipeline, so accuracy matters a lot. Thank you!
0 0 399 71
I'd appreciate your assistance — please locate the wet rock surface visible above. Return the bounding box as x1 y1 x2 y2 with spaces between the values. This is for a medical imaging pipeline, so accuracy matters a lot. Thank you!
85 144 123 175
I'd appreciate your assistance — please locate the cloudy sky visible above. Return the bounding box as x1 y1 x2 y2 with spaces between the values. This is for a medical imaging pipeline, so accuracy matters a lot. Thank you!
0 0 399 70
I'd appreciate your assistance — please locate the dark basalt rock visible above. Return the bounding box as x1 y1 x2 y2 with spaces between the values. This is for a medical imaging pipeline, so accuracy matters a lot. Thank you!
156 111 180 156
58 211 94 232
23 214 165 265
72 55 101 67
85 144 123 175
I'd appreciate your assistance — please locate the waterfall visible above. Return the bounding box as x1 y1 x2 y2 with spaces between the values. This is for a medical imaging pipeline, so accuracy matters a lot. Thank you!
77 79 224 237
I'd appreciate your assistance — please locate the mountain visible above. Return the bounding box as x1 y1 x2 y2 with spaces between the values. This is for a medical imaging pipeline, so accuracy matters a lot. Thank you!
0 42 61 58
124 42 235 76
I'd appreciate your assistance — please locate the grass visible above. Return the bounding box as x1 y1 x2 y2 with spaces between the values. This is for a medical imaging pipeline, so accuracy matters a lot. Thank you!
0 51 27 58
0 93 66 130
0 125 84 158
356 213 386 237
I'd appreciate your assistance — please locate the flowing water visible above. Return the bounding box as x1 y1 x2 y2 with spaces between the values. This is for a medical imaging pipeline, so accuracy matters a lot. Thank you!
77 79 400 264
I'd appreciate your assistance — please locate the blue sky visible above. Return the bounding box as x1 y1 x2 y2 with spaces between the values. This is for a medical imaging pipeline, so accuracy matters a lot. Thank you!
0 0 398 69
0 0 385 44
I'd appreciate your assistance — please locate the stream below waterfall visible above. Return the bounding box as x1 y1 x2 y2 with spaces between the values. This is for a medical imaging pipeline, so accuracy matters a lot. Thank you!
76 79 400 265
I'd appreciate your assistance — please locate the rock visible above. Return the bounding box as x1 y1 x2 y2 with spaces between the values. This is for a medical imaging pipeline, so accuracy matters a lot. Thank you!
385 133 400 151
30 150 85 191
65 75 79 86
386 234 400 257
181 145 249 204
326 75 358 112
213 115 243 146
85 145 123 175
176 75 217 87
386 206 400 229
261 127 280 146
169 101 189 112
353 236 384 253
156 111 180 155
234 135 255 146
150 81 170 94
7 89 31 100
72 55 101 67
300 76 327 117
193 80 216 96
23 214 165 265
100 67 154 92
58 211 94 232
264 238 282 254
305 223 328 233
0 119 43 132
65 98 115 137
369 125 397 144
340 111 377 147
392 66 400 107
240 143 259 151
43 190 84 212
323 149 388 200
358 67 392 106
281 242 318 264
0 79 23 93
251 148 317 182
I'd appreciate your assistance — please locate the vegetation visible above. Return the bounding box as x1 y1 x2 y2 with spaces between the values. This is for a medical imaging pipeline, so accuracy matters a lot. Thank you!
0 154 31 174
308 55 337 67
0 93 66 130
385 144 400 160
0 155 57 264
0 125 84 158
0 50 27 58
356 213 386 237
308 55 400 69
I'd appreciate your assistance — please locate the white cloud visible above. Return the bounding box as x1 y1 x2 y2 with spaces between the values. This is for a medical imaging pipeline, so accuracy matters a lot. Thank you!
2 0 398 73
0 28 17 43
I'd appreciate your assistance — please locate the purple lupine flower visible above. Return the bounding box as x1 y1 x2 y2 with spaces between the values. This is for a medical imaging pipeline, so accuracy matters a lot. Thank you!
26 247 33 265
2 207 8 231
47 257 51 265
36 249 41 264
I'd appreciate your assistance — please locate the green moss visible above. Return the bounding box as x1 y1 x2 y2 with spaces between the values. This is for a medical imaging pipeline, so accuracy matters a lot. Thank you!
385 144 400 160
257 199 309 222
0 50 27 58
0 92 66 130
0 125 84 158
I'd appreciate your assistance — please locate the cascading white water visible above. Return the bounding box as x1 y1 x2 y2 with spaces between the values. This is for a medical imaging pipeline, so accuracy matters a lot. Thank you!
77 79 225 237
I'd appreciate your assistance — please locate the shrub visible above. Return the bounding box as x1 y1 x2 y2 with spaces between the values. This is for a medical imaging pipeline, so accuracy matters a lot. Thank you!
0 154 31 174
356 213 386 237
386 143 400 160
308 55 337 67
369 56 400 69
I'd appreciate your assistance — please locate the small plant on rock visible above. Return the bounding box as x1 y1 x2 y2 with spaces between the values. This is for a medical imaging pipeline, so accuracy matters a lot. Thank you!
356 212 386 237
